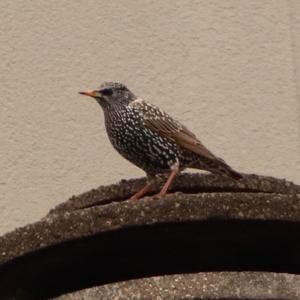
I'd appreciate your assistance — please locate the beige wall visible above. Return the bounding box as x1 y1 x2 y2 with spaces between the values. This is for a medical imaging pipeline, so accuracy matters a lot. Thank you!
1 0 299 235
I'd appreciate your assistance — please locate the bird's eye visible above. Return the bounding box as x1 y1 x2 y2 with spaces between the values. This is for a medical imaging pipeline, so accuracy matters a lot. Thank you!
101 88 113 96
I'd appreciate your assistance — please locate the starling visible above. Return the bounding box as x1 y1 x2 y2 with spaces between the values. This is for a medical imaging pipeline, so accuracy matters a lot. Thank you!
79 82 242 200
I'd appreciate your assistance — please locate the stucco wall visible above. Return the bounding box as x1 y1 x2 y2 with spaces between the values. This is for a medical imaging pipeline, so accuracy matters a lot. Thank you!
1 0 299 235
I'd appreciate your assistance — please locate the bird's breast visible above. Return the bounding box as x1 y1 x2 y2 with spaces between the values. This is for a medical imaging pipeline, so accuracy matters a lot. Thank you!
103 107 181 172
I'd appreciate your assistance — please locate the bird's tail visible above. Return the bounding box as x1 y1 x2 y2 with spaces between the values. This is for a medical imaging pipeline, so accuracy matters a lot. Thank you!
212 158 243 180
194 156 243 180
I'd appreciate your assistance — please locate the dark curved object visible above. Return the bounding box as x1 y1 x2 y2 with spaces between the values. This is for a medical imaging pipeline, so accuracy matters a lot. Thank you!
0 173 299 299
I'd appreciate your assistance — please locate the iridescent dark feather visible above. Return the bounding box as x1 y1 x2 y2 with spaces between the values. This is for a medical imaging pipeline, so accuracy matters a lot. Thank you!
80 82 242 200
130 99 242 180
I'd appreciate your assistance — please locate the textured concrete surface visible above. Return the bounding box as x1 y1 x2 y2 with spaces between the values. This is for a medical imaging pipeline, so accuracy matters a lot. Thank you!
0 174 299 299
1 1 300 235
1 173 299 265
56 272 300 300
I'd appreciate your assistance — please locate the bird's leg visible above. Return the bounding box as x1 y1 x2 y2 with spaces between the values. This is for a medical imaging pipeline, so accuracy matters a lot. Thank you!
158 169 178 196
130 183 152 201
159 161 179 196
130 176 155 201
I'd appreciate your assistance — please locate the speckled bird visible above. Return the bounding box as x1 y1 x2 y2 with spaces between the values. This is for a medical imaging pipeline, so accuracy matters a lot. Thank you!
79 82 242 200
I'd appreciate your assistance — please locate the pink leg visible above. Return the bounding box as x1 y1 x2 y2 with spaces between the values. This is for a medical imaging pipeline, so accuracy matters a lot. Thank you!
130 182 152 201
158 169 178 196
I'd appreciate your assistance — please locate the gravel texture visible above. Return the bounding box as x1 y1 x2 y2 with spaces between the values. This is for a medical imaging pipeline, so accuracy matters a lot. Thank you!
0 173 299 299
56 272 300 300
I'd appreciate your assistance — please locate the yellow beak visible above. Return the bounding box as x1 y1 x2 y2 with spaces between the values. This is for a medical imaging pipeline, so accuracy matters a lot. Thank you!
78 90 100 97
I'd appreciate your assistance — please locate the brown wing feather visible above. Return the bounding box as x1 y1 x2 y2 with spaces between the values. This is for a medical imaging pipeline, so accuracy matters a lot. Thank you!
145 118 217 160
131 99 217 161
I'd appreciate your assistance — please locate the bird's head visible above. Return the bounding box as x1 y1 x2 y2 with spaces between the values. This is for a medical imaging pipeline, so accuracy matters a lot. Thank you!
79 82 136 109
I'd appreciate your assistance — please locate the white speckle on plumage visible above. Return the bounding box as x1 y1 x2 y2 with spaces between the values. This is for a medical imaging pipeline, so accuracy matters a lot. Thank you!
79 81 242 200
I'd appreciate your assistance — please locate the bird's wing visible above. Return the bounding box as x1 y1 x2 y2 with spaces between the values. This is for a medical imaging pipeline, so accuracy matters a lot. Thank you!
130 99 217 161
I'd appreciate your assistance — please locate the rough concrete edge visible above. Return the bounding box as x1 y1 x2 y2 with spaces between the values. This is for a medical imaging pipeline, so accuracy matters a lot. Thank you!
0 173 299 299
0 174 299 265
0 190 299 265
55 272 300 300
49 173 300 214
